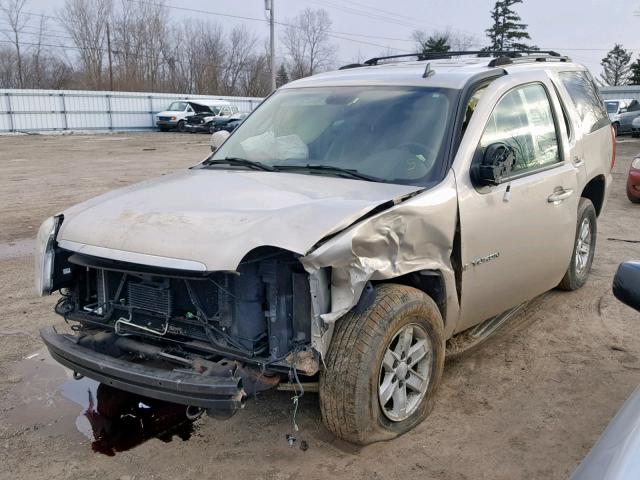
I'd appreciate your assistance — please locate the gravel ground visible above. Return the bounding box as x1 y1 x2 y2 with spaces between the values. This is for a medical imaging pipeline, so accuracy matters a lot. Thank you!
0 132 639 480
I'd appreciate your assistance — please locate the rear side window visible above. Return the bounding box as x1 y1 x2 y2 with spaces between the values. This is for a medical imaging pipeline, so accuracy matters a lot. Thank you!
558 71 609 133
480 83 560 176
628 101 640 112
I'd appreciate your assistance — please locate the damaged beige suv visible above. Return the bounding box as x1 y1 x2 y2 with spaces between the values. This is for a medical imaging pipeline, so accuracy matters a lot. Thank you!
37 51 614 444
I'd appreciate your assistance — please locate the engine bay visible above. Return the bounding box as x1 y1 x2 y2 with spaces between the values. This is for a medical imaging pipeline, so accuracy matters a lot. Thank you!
52 247 316 372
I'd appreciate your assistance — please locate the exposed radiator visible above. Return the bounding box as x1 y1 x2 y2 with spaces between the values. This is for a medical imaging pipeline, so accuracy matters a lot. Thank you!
127 281 173 317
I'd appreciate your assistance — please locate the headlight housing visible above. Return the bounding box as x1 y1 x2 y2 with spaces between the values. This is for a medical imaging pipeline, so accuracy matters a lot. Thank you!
34 215 61 296
632 157 640 170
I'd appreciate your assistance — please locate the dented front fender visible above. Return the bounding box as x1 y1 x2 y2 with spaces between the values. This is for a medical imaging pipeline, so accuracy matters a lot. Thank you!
301 172 460 356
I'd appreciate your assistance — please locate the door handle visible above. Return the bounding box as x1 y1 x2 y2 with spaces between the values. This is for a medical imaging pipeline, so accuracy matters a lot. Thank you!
572 158 585 168
548 188 574 204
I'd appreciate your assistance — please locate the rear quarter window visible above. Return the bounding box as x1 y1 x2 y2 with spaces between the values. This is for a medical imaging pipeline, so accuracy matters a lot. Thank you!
558 71 610 133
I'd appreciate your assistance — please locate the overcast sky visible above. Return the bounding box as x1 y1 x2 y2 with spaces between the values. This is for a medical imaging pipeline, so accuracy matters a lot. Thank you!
24 0 640 79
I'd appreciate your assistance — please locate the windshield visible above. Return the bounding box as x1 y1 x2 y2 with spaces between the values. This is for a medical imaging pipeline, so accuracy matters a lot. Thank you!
209 86 455 185
167 101 188 112
605 101 619 114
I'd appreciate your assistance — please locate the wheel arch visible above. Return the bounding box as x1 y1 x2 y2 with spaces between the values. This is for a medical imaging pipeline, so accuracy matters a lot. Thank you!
581 174 606 216
375 270 447 322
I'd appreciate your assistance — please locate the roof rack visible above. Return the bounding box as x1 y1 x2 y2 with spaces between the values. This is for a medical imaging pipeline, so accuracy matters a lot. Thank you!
360 50 569 67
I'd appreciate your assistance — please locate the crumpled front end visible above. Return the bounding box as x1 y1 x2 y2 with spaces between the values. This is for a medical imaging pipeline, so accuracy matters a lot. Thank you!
301 172 460 355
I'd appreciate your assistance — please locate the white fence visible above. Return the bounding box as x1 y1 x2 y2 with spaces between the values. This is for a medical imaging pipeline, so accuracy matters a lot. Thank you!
0 89 263 133
600 86 640 102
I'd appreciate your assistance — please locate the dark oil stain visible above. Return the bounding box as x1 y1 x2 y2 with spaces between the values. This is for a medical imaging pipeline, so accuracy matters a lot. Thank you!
7 349 199 456
78 383 196 456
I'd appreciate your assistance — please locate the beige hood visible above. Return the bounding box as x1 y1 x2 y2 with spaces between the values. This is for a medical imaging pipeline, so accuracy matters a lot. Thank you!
57 168 421 271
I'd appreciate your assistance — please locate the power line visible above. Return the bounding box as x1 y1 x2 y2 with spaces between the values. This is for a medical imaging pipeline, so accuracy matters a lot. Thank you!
304 0 483 40
0 28 76 42
126 0 412 52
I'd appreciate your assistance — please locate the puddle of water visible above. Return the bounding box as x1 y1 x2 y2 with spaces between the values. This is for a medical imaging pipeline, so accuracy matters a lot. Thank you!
6 348 197 456
0 238 34 260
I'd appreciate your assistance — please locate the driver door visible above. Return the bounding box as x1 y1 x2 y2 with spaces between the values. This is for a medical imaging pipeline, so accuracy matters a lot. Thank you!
453 74 580 332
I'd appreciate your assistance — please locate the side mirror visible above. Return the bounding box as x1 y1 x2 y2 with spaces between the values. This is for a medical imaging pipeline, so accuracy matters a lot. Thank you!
210 130 230 152
473 143 516 186
612 262 640 312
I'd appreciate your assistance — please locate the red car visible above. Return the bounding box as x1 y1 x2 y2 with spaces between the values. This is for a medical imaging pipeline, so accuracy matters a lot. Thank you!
629 155 640 203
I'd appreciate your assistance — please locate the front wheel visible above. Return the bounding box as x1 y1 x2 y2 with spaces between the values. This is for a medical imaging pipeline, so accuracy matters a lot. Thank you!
177 120 187 133
558 198 597 291
319 284 445 445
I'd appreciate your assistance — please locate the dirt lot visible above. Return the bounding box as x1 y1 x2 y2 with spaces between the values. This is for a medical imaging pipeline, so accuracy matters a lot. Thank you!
0 132 639 480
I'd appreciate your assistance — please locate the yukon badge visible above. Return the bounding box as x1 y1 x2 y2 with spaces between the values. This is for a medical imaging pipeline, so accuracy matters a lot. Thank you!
464 252 500 271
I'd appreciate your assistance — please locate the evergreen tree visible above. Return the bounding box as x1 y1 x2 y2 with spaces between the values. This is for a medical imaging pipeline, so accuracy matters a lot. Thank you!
629 57 640 85
275 63 289 87
422 35 450 54
600 44 631 86
485 0 536 51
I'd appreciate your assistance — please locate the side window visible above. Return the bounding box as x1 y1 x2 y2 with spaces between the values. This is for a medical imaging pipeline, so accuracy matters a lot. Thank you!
480 83 560 176
628 100 640 112
558 71 609 133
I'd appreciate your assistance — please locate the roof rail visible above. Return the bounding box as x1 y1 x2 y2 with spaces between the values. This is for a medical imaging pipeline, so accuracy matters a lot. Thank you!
361 50 569 67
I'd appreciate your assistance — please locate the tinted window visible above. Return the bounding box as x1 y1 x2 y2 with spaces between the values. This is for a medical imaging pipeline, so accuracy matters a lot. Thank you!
480 83 560 175
211 86 456 185
559 71 610 132
628 101 640 112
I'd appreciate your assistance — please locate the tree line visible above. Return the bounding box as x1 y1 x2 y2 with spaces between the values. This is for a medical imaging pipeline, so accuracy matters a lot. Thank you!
1 0 637 93
0 0 337 95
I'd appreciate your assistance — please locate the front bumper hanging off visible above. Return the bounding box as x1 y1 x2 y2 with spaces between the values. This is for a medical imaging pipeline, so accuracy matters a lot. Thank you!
40 326 246 411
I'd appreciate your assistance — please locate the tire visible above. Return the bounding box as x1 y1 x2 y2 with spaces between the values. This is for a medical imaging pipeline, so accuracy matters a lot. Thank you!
628 186 640 204
632 133 640 139
319 284 445 445
558 198 597 291
612 123 619 137
158 127 169 132
177 120 186 133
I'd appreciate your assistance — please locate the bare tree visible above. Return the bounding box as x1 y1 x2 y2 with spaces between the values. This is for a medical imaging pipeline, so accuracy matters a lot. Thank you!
281 8 336 80
0 0 29 87
109 0 170 91
180 19 226 94
59 0 113 89
223 25 256 95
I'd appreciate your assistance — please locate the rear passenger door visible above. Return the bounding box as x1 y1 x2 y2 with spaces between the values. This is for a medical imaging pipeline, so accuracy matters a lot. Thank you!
454 74 580 331
554 70 612 182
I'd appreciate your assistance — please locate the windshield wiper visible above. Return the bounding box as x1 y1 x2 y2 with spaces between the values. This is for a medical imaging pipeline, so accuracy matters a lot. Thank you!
272 164 382 182
202 156 275 171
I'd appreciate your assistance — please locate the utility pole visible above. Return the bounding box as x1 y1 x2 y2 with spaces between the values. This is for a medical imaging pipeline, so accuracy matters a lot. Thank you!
265 0 276 91
106 22 114 91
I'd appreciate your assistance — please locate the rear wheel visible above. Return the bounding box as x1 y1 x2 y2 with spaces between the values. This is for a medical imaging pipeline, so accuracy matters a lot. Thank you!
319 284 445 445
558 198 597 291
